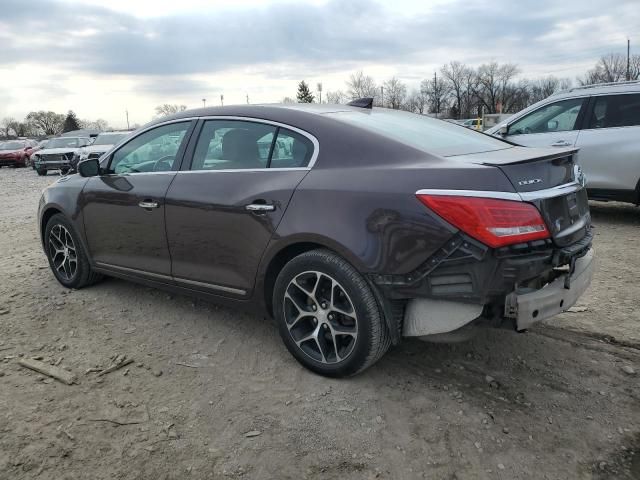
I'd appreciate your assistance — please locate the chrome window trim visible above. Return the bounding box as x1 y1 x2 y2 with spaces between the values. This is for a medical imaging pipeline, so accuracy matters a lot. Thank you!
416 181 582 202
192 116 320 170
94 262 247 296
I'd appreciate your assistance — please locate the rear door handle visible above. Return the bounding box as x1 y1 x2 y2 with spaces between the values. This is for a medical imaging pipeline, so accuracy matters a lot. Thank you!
245 203 275 212
551 140 571 147
138 200 159 209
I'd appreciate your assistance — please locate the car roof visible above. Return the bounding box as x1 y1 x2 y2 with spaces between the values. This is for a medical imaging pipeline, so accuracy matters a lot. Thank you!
550 80 640 100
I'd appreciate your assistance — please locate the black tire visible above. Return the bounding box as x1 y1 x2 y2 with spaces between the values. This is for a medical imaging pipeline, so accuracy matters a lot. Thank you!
44 213 103 289
273 249 390 377
37 168 47 176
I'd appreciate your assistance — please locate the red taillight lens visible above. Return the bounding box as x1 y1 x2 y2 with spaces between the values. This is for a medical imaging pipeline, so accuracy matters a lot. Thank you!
416 194 550 248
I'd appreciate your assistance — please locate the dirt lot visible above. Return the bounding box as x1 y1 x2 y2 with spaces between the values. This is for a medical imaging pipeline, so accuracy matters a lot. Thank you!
0 168 638 480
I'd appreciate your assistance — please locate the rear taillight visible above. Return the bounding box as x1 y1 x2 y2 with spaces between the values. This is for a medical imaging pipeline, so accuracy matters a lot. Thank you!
416 194 550 248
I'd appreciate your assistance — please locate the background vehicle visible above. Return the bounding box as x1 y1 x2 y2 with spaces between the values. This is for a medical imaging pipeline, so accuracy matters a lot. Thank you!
461 118 483 130
0 139 39 167
72 131 130 170
32 136 91 175
38 103 593 377
486 80 640 204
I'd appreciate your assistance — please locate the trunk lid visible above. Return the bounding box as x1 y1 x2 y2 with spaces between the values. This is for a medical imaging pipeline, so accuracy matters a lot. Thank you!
448 146 590 247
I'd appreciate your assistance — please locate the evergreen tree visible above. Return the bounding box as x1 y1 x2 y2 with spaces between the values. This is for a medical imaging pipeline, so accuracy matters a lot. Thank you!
296 81 315 103
62 110 81 132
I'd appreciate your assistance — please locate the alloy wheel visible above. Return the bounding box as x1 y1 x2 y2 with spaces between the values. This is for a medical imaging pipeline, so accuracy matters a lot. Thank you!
283 271 358 364
48 224 78 281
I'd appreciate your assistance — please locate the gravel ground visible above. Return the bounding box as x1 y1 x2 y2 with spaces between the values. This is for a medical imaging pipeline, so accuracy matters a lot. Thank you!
0 168 638 480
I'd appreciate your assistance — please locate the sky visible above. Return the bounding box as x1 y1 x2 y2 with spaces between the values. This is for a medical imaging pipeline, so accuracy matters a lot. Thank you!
0 0 637 128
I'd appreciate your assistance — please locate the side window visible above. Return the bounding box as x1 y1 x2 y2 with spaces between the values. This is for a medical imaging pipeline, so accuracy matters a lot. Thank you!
109 122 189 174
587 94 640 129
269 128 314 168
509 98 584 135
190 120 276 171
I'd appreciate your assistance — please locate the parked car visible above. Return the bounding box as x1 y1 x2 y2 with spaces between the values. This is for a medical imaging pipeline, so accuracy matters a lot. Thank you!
38 102 593 377
461 118 483 130
0 139 39 167
72 131 131 171
486 80 640 204
32 136 92 175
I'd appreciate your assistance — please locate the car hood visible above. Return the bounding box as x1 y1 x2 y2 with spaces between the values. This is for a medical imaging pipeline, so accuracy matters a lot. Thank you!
36 147 81 155
0 149 22 155
79 144 115 154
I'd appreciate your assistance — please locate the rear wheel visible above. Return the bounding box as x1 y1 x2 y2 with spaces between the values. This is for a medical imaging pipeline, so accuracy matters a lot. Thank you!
273 249 390 377
44 214 103 289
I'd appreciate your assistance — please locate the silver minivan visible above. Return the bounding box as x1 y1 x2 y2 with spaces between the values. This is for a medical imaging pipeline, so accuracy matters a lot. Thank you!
486 81 640 204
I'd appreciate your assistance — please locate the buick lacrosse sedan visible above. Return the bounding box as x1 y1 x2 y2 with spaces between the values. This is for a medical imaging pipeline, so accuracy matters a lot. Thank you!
38 101 594 377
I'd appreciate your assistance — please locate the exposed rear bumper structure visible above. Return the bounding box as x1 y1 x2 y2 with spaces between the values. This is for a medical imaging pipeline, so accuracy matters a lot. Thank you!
504 248 594 331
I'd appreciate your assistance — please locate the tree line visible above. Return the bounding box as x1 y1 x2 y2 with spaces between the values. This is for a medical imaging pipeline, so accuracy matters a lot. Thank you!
1 110 110 138
295 52 640 119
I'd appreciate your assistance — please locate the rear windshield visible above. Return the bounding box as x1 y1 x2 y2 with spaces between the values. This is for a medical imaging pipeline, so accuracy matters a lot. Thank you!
326 109 510 157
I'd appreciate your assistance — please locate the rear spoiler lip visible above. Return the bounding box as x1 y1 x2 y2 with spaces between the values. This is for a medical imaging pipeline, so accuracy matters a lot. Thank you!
447 146 579 166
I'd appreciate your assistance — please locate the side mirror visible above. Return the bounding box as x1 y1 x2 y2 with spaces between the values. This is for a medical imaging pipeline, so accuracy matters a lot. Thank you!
78 158 100 177
499 125 508 136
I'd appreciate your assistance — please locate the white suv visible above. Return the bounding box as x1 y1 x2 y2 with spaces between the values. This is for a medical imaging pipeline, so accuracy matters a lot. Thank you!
486 81 640 204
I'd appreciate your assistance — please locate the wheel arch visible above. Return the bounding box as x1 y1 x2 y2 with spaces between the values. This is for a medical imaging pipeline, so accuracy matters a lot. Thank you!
40 207 64 246
260 237 367 318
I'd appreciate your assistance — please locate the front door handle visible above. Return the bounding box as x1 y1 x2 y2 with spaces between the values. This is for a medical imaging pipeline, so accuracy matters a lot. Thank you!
551 140 571 147
138 200 159 209
245 203 275 212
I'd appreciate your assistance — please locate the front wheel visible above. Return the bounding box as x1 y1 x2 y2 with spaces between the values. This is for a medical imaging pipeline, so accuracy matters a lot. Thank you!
273 249 390 377
44 214 103 289
37 168 47 176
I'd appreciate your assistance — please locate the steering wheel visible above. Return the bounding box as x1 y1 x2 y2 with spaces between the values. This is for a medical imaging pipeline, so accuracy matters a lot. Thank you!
523 127 533 134
153 155 174 172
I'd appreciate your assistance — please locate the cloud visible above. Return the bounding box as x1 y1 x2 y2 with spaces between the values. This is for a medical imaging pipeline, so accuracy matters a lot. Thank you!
2 0 638 80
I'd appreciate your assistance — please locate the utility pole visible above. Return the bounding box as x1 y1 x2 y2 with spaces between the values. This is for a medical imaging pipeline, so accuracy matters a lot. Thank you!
627 38 631 81
380 86 384 107
202 98 206 108
125 109 130 130
220 94 224 107
434 71 438 118
246 94 249 104
317 82 323 103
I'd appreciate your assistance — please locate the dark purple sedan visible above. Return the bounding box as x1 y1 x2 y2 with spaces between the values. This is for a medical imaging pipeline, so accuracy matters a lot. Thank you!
38 101 593 377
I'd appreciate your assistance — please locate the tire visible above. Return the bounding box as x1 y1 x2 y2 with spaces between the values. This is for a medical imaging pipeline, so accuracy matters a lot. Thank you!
37 168 47 176
273 249 390 377
44 213 103 289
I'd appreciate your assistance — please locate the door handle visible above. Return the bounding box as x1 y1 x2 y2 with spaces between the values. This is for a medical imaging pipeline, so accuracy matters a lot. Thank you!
551 140 571 147
245 203 275 212
138 200 159 209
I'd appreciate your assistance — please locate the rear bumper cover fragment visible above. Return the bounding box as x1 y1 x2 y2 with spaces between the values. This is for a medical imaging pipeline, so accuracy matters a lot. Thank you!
505 248 594 331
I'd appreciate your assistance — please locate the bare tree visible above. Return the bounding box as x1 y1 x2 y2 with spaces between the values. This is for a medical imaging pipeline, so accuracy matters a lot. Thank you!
440 62 473 119
404 89 428 114
1 117 17 137
281 97 296 104
474 62 520 114
154 104 187 118
579 53 640 85
421 74 450 117
26 111 65 136
325 90 348 104
382 77 407 109
346 71 378 101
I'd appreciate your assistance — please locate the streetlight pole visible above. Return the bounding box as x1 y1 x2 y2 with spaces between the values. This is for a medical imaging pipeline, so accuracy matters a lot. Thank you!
380 86 384 107
202 98 206 108
220 94 224 107
125 109 129 130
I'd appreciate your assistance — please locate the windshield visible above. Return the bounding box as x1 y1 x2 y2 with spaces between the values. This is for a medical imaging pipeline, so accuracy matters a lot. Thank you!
0 141 24 150
327 109 509 157
46 137 85 148
92 132 128 146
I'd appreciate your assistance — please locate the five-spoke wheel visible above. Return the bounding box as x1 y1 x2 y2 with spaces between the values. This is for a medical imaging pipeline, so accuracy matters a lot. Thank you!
274 249 390 377
48 224 78 281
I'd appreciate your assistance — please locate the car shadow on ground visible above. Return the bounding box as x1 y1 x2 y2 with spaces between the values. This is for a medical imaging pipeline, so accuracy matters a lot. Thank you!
588 200 640 225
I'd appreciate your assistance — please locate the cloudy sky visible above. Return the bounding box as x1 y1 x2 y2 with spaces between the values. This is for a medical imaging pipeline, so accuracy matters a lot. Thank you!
0 0 637 128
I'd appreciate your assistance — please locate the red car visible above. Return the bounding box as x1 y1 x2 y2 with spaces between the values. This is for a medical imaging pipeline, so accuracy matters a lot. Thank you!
0 139 40 167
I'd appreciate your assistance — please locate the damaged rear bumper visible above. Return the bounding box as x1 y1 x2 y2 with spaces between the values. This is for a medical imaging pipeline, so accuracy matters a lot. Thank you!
504 248 594 331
